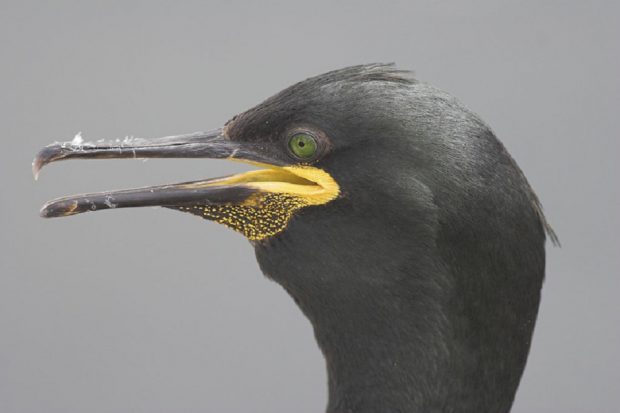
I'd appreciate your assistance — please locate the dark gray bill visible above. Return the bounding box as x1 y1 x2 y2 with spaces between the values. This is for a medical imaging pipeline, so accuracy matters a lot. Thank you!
32 129 237 179
33 128 276 218
39 179 256 218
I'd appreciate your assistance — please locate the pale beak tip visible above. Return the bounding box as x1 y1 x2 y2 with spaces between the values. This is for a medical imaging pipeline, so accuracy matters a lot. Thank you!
32 159 41 180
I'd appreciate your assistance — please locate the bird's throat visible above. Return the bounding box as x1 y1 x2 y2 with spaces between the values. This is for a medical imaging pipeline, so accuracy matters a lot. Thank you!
312 299 455 413
312 298 527 413
265 252 537 413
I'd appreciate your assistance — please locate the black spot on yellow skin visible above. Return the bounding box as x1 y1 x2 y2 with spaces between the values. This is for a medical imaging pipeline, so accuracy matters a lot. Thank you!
174 194 309 240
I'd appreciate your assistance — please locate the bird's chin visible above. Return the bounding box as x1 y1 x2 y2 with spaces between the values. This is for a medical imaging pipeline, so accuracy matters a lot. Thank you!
33 131 340 240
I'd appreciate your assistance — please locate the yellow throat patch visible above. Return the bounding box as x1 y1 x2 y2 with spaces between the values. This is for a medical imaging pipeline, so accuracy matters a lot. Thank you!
176 165 339 240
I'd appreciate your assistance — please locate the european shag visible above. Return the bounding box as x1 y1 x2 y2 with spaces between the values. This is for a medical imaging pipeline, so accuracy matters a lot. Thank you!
34 64 556 413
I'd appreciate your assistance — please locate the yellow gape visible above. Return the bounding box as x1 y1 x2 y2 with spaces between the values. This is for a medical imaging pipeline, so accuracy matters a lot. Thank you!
177 165 340 240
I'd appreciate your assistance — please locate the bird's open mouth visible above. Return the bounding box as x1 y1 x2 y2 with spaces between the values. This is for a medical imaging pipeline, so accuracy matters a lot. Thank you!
33 129 340 227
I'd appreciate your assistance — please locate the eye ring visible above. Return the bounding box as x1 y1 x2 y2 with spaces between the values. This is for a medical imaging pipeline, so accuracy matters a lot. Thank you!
288 132 319 160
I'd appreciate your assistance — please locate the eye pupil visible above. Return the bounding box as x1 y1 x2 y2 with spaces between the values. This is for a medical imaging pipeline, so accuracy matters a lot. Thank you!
288 133 318 160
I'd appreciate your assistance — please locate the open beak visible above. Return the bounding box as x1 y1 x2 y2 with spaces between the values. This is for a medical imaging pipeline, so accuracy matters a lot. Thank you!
33 129 339 222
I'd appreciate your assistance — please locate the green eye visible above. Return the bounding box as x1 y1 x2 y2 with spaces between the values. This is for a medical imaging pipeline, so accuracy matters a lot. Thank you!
288 133 318 159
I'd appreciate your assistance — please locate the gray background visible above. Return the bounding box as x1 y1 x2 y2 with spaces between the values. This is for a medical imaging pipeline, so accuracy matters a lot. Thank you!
1 1 618 412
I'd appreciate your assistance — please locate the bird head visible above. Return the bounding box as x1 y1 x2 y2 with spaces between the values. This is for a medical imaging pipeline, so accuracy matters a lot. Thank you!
34 62 553 283
34 64 555 412
34 66 424 238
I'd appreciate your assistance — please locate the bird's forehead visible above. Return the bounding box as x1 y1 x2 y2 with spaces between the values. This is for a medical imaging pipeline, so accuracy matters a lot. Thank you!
225 65 416 142
224 88 328 142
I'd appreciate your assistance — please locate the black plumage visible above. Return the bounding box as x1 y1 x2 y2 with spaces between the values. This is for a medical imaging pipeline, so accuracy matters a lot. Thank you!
35 64 555 413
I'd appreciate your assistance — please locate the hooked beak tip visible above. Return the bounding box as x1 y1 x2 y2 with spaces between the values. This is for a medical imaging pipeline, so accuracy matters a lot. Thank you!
39 205 49 218
32 143 70 180
32 158 42 180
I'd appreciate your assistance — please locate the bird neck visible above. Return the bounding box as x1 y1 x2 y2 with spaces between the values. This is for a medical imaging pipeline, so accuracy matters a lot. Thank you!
307 270 535 413
314 291 454 413
256 194 544 413
263 249 539 413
